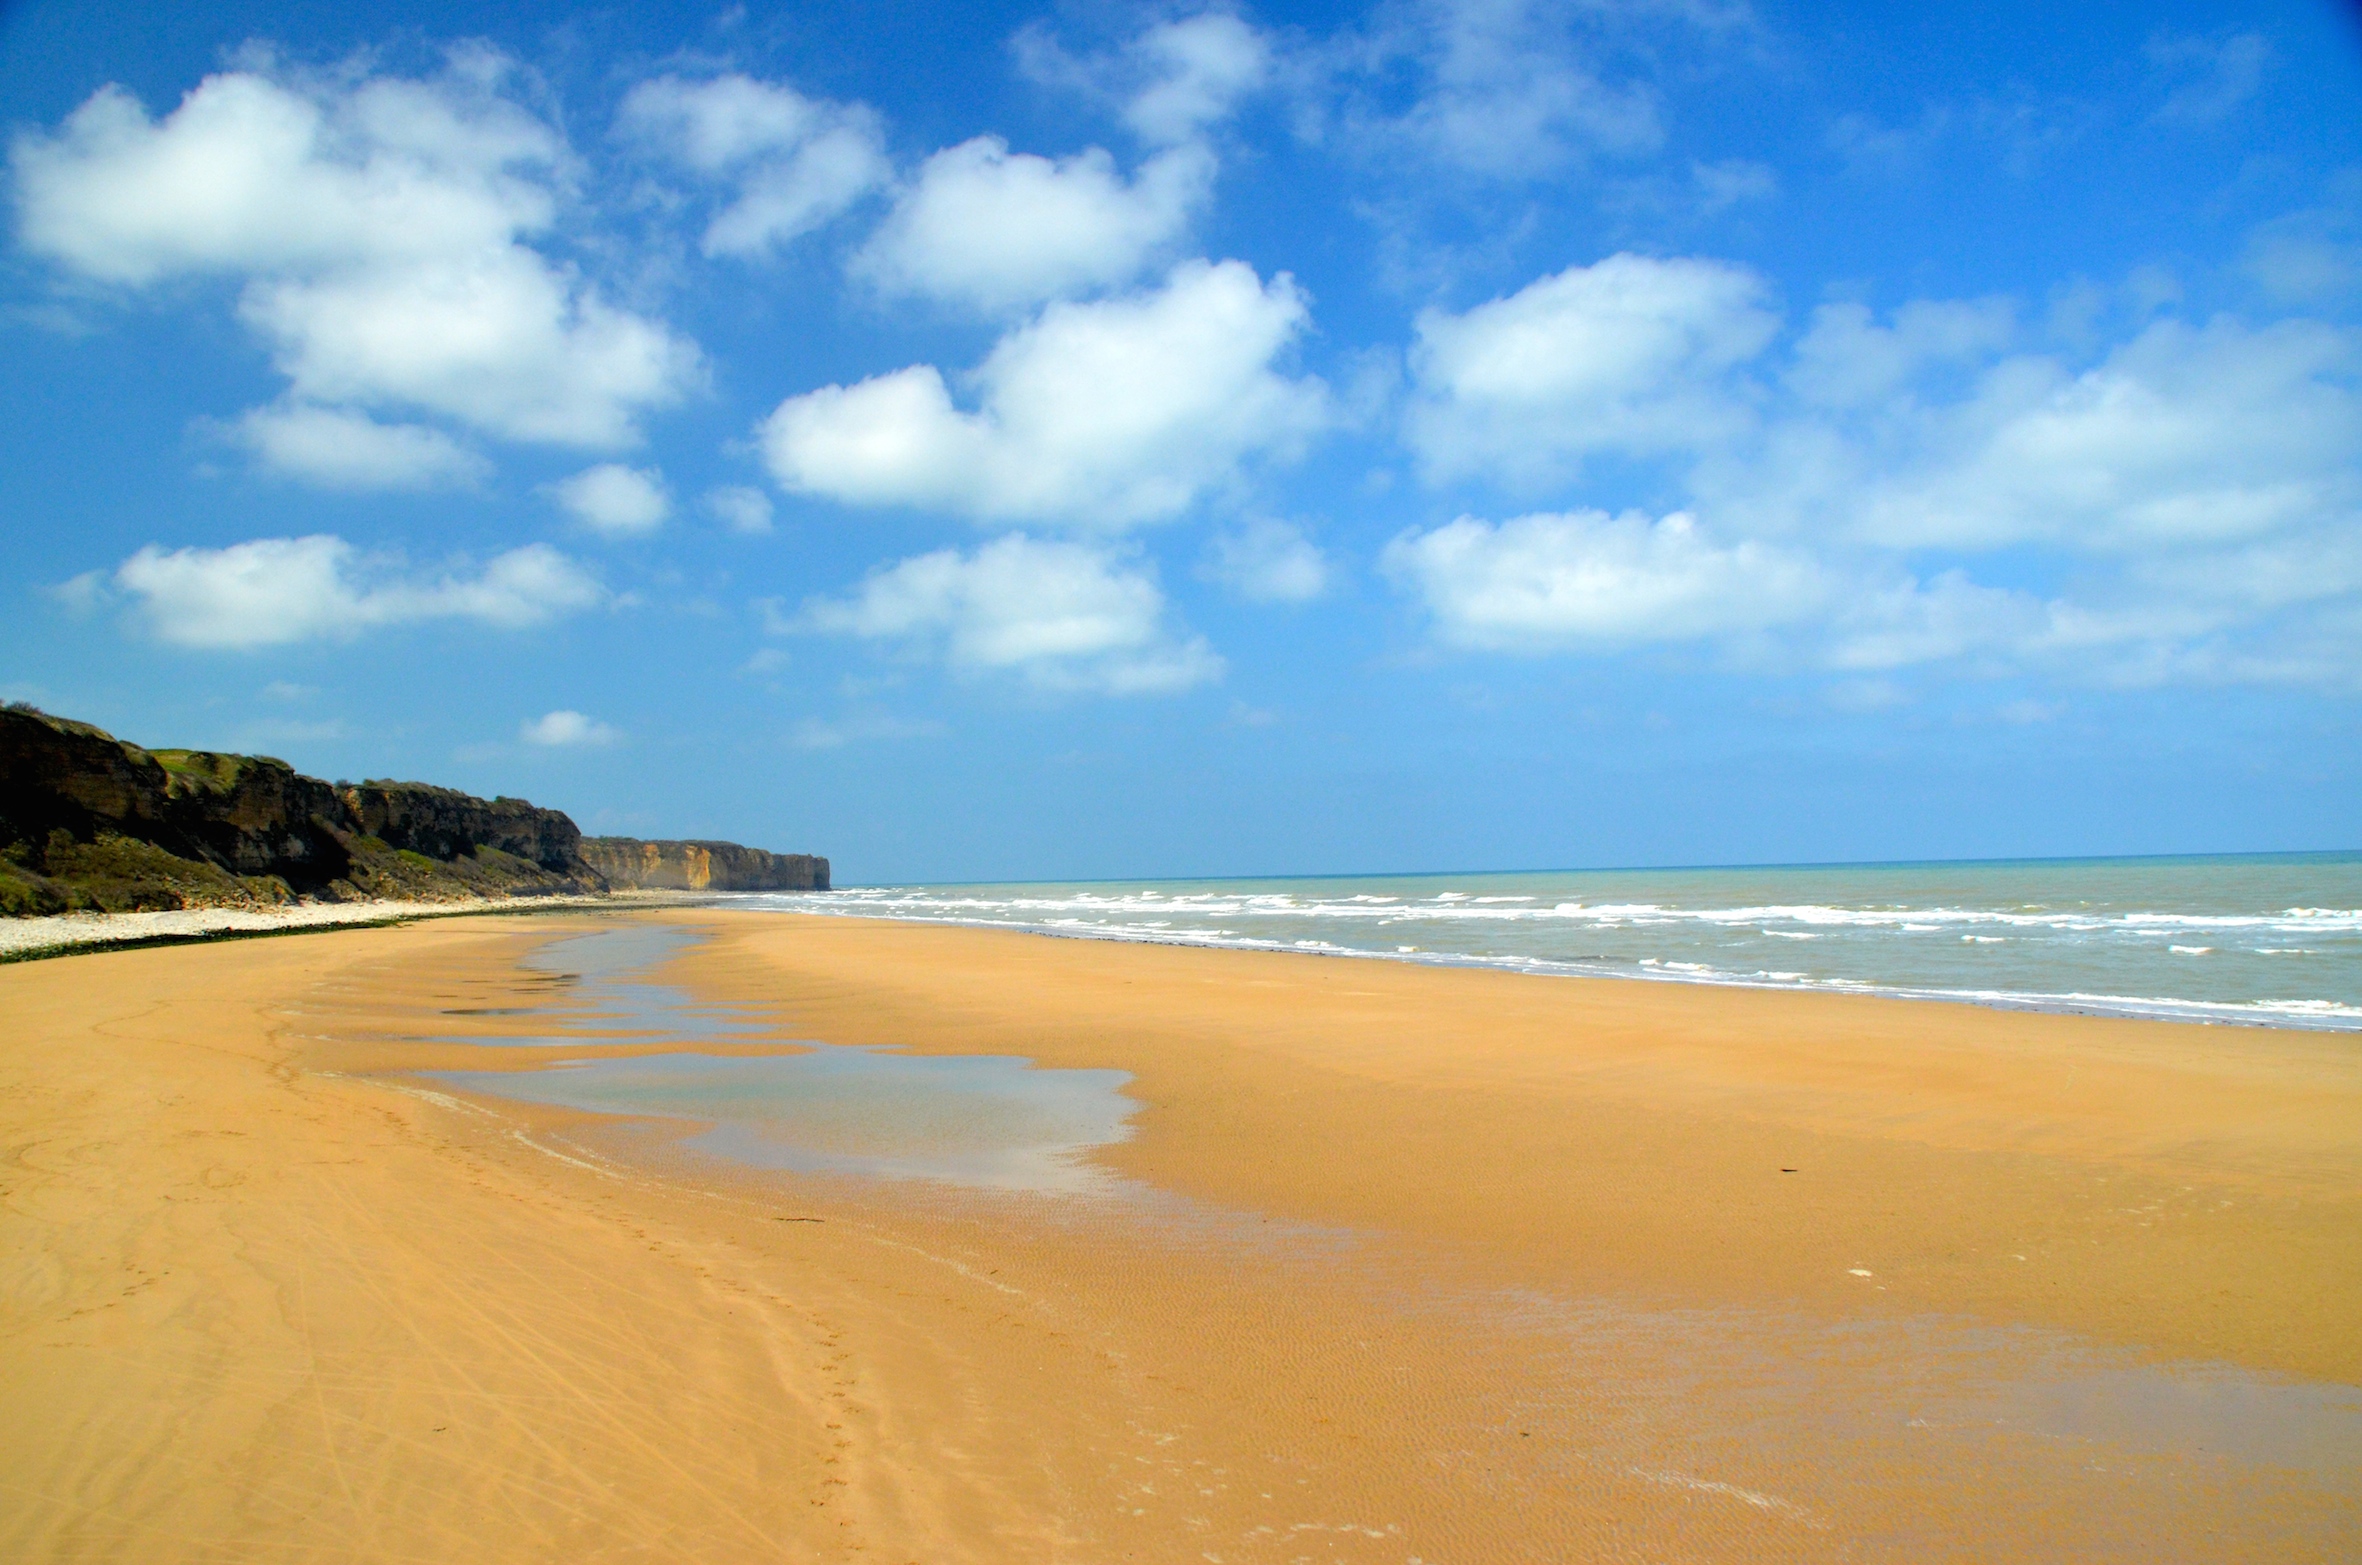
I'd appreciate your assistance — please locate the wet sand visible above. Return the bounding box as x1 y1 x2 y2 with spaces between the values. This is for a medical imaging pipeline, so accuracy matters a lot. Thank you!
3 908 2358 1562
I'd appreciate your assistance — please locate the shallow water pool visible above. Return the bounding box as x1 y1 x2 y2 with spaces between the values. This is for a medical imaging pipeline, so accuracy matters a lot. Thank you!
434 925 1137 1194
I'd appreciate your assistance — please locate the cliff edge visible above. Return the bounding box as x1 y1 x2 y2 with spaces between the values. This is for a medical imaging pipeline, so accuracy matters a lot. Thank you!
584 838 829 892
2 704 831 916
0 707 776 918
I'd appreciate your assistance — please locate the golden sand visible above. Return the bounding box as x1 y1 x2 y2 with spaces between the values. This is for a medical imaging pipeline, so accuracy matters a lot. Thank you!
4 908 2358 1562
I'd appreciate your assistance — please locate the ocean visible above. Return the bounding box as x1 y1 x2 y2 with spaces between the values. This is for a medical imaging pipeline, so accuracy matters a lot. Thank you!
738 851 2362 1032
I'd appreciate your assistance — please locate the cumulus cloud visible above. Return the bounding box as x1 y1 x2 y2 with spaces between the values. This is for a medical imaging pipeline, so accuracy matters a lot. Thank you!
803 534 1221 693
1407 253 1777 484
546 463 670 536
236 249 694 447
615 73 888 257
1122 12 1274 144
13 54 699 454
520 709 619 746
13 62 552 283
1785 297 2015 408
856 137 1210 312
1205 518 1330 602
232 401 491 489
1378 510 2103 674
1384 252 2362 687
1382 510 1826 650
1839 317 2362 552
110 535 603 648
702 484 774 534
1021 11 1274 147
761 259 1327 525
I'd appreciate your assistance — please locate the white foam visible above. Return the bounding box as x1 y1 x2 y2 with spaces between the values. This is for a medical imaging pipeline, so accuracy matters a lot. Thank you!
730 869 2362 1033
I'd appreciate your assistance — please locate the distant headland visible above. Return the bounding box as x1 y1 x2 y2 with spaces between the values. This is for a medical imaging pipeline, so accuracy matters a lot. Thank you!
0 703 826 917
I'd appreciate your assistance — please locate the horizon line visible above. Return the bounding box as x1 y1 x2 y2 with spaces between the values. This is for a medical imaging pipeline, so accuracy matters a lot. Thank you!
822 846 2362 891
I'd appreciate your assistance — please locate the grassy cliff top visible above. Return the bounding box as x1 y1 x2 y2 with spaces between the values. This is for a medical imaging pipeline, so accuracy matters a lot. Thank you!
150 750 292 792
5 702 123 746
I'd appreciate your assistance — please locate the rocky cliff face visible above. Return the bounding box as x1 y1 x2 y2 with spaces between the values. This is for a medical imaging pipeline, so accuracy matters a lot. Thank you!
153 750 356 886
0 706 600 914
3 705 832 917
0 711 353 885
584 838 829 892
341 782 584 872
0 708 185 850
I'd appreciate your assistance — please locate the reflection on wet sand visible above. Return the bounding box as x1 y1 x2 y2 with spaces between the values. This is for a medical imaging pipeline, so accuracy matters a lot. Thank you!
400 920 2362 1561
437 925 1139 1193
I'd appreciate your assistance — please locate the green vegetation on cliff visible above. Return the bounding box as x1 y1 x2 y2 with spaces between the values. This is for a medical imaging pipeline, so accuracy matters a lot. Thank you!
0 704 602 915
1 703 831 918
0 831 288 916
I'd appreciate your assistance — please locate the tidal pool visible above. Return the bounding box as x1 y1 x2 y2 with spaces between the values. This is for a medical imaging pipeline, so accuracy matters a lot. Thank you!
435 925 1138 1194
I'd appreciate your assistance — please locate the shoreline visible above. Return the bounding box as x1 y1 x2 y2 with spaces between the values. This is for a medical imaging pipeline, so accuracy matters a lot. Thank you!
713 899 2362 1034
0 889 710 964
658 911 2362 1380
6 907 2358 1560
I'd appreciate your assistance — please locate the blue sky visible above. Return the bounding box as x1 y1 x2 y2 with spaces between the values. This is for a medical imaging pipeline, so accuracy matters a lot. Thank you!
2 1 2357 881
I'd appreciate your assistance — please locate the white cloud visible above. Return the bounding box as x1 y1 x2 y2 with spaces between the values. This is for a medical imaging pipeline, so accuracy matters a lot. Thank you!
1382 510 1826 650
615 73 888 257
1385 262 2362 687
803 534 1222 693
49 570 108 615
1324 0 1672 179
702 484 774 535
12 64 556 284
855 137 1209 312
1821 572 2053 672
2148 31 2272 126
1205 518 1330 603
1378 511 2099 674
761 259 1327 525
236 246 694 447
520 709 619 746
232 401 490 489
2243 183 2362 306
1016 11 1272 147
1843 317 2362 552
546 464 670 536
14 55 699 452
1124 13 1274 144
1785 297 2015 408
1407 253 1777 484
111 535 604 649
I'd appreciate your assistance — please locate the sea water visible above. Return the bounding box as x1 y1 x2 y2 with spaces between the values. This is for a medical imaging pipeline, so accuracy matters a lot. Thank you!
736 851 2362 1031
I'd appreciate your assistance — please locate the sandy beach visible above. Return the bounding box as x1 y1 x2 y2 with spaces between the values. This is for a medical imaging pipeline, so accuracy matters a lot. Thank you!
4 907 2358 1562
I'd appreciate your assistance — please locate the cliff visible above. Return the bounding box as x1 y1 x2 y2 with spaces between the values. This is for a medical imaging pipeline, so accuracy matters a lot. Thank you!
584 838 829 892
342 781 584 872
2 704 834 917
0 706 602 915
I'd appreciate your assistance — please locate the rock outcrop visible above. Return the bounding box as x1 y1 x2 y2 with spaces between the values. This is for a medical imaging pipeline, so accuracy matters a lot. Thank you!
584 838 829 892
0 706 599 914
0 707 187 852
2 704 832 917
341 781 585 873
153 750 356 886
